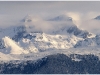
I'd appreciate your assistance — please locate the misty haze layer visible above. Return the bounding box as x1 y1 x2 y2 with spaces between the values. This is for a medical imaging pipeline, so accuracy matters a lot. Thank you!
0 1 100 34
0 2 100 74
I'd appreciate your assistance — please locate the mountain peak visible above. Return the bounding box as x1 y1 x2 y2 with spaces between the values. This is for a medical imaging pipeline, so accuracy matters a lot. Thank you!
22 15 33 22
94 15 100 20
48 15 72 21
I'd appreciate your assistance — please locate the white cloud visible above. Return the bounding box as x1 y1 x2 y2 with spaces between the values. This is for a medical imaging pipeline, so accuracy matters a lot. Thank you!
75 12 100 34
0 2 100 34
66 12 82 26
22 14 74 34
63 12 100 34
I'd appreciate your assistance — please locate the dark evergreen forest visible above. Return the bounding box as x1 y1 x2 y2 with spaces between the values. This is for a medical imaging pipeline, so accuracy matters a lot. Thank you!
0 54 100 74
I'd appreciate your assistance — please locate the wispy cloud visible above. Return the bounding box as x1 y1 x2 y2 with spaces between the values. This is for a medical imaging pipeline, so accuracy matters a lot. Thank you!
0 2 100 34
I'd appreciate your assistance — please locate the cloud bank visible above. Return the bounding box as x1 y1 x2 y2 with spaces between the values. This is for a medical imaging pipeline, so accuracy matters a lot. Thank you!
0 2 100 34
1 12 100 35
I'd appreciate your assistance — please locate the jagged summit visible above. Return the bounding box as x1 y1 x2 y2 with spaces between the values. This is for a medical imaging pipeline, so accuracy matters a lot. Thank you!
0 14 98 61
22 14 73 23
21 14 41 23
94 15 100 20
47 14 72 21
22 14 33 22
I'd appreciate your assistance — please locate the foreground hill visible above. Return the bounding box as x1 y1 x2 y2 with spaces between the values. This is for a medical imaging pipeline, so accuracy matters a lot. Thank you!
0 54 100 74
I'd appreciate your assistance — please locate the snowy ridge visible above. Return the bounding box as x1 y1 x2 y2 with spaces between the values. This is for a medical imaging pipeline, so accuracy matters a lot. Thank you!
0 14 99 61
19 33 82 51
0 32 83 55
47 15 72 21
94 15 100 20
74 35 100 48
2 36 28 54
0 25 26 39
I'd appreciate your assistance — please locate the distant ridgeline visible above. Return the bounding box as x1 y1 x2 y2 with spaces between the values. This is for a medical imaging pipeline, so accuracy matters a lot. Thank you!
0 53 100 74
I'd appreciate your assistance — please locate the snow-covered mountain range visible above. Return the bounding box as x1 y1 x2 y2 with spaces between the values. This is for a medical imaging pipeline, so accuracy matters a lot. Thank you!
0 14 100 61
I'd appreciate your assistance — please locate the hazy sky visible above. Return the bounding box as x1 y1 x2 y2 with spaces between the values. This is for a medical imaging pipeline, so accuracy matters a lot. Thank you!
0 1 100 15
0 1 100 34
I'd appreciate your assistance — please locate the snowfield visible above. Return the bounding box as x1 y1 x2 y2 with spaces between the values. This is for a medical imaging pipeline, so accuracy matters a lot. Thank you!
0 14 99 62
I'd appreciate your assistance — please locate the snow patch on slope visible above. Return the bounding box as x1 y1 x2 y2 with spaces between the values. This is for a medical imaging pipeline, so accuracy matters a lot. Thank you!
0 14 98 62
74 35 100 48
19 33 83 51
2 36 28 54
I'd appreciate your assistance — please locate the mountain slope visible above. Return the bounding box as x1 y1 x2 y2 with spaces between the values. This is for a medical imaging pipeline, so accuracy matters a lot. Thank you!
47 15 72 21
94 15 100 20
0 54 100 74
0 14 98 61
74 35 100 48
2 36 28 54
